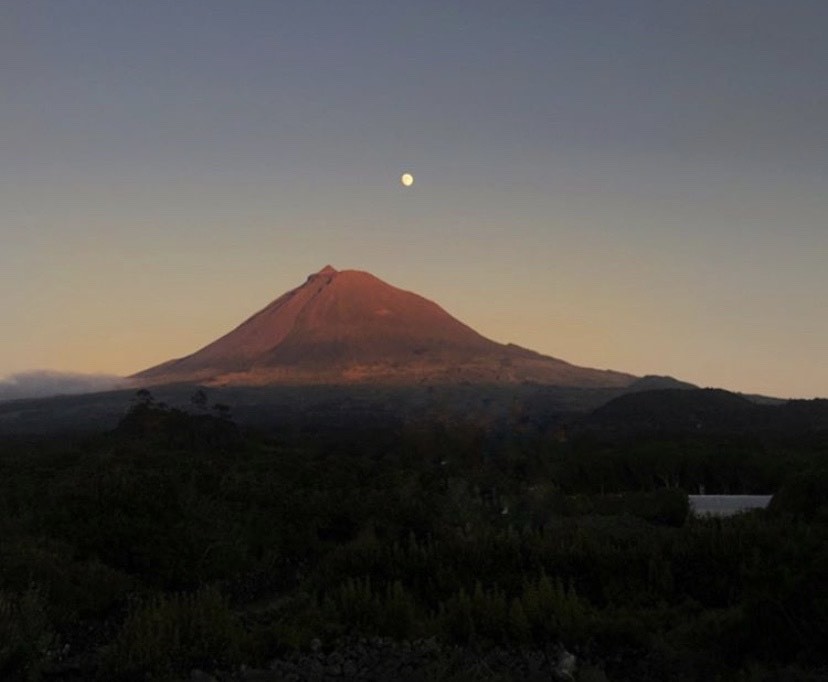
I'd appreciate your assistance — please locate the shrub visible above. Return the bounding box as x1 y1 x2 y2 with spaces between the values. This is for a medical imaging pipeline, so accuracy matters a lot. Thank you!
769 468 828 522
0 539 131 622
439 588 475 643
521 573 591 643
0 587 56 682
102 586 243 679
380 580 418 640
330 576 378 633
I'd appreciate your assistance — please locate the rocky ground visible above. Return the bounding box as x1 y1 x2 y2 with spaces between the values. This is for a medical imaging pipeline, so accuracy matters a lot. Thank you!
188 637 590 682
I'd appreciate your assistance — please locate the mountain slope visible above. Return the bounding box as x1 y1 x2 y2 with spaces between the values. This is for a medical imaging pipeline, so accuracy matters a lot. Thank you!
132 266 636 388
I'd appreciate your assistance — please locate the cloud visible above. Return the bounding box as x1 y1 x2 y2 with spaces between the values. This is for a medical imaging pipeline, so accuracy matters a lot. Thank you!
0 370 128 402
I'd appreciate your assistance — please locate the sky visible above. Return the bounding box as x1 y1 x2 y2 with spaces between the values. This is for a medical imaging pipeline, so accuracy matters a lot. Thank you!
1 1 826 399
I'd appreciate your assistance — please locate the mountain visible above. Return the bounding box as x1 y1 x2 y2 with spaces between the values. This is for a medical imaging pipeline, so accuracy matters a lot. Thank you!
132 266 636 388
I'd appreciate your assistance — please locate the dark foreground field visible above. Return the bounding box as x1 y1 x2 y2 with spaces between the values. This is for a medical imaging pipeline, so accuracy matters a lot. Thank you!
1 390 826 681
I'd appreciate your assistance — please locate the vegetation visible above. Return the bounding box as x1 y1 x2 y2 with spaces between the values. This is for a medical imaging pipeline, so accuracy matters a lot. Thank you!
0 390 825 680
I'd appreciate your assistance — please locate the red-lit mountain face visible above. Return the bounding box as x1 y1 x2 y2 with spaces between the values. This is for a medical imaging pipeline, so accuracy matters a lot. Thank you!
132 266 636 388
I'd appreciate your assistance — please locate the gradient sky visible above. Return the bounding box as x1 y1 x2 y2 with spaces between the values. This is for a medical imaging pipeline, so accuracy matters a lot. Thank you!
2 1 826 398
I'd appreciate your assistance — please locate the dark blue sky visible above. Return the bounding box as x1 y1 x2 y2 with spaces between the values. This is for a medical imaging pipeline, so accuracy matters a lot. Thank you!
2 1 827 396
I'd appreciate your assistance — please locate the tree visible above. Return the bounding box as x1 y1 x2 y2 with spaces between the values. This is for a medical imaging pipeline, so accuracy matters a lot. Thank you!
190 389 208 411
133 389 154 406
212 403 231 420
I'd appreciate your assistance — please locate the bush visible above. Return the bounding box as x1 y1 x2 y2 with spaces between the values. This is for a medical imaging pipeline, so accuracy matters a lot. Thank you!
629 489 690 527
769 468 828 522
0 587 56 681
380 580 418 640
102 586 243 679
521 573 591 644
0 539 131 622
325 577 420 640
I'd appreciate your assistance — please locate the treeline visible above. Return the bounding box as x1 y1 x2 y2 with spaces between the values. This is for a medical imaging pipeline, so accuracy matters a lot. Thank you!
0 396 826 680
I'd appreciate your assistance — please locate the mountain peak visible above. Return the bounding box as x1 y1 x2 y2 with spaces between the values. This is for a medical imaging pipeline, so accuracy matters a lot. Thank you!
132 267 637 388
306 264 338 282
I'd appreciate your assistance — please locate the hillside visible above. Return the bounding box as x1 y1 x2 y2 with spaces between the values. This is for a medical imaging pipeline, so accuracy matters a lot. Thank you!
580 388 828 441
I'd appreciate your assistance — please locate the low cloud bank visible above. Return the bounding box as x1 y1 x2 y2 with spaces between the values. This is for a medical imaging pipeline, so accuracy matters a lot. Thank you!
0 371 129 402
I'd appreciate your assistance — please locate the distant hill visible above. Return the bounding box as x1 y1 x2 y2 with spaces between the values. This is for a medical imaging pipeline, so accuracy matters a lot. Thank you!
0 371 125 401
580 388 828 440
623 375 698 393
132 265 636 388
0 383 621 437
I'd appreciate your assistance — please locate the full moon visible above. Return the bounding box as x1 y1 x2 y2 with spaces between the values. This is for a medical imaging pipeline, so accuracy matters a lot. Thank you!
400 172 414 187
